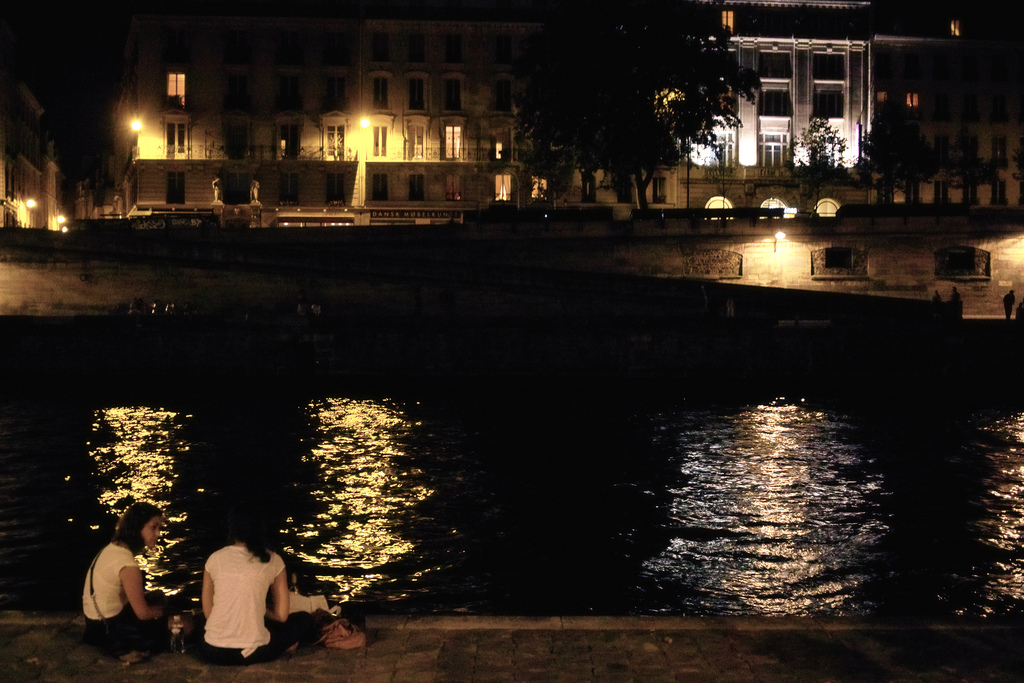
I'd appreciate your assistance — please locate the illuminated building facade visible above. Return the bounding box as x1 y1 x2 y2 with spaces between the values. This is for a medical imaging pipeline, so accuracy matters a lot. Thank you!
117 1 540 227
114 1 1024 226
0 21 62 230
873 30 1024 207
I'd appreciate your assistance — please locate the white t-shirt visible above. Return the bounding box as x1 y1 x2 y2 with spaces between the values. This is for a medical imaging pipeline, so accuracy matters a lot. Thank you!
82 544 138 620
203 545 285 650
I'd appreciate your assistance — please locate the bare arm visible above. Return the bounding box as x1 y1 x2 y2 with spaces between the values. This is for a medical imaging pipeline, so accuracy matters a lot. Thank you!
266 569 289 623
201 569 215 620
119 565 163 621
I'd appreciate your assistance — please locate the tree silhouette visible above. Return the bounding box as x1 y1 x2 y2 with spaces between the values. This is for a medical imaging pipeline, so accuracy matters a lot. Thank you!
515 0 759 211
859 101 935 203
790 117 849 209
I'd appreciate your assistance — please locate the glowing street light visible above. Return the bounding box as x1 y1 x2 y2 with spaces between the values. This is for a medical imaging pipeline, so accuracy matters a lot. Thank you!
774 230 786 253
131 120 142 131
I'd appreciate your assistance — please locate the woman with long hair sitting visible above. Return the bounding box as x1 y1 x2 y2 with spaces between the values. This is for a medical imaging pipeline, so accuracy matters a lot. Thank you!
199 503 314 665
82 502 168 662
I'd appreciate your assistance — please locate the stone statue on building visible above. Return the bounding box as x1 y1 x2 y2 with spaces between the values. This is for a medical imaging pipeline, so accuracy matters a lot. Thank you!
250 179 260 203
212 176 223 203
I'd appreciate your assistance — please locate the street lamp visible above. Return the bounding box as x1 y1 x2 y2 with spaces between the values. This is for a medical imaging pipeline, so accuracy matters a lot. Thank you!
774 230 786 253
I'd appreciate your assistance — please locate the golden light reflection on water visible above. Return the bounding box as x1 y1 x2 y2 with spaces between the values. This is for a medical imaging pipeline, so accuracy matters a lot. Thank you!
649 399 884 614
975 414 1024 608
89 407 190 588
286 398 432 602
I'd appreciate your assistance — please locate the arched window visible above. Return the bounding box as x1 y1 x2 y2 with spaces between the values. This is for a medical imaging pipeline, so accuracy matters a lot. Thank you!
760 197 788 210
816 198 840 217
705 196 733 209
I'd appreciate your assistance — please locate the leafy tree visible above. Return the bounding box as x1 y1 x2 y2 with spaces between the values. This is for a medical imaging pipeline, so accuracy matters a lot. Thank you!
515 0 759 211
944 127 997 205
859 101 935 203
790 117 849 208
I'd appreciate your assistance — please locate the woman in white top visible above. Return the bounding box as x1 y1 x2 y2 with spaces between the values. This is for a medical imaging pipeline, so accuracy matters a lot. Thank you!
82 502 167 660
199 504 314 665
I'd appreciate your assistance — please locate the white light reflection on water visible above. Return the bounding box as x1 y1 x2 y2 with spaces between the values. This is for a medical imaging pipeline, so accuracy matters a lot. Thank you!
644 398 888 615
285 398 433 603
973 413 1024 610
89 407 191 591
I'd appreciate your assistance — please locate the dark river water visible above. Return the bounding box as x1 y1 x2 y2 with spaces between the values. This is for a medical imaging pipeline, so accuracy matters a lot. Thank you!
1 381 1022 617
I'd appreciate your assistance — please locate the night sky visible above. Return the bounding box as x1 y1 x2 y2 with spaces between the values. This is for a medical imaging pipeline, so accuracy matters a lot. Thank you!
0 1 1014 187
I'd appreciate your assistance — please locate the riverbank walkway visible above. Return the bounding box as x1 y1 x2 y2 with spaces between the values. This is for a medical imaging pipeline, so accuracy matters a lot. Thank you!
2 612 1023 682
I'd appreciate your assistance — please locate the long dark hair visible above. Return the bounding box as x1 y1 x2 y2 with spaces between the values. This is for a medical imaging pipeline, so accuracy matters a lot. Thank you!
227 503 272 563
112 502 162 555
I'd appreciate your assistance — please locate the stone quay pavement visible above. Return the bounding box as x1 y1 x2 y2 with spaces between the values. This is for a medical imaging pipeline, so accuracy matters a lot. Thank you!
2 612 1023 682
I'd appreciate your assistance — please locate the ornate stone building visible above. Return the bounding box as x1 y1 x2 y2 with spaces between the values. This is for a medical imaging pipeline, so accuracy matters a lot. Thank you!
112 1 1024 227
116 0 539 227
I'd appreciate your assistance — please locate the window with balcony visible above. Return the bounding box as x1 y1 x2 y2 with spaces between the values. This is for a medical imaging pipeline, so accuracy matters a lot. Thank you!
445 34 462 63
279 124 299 158
166 121 186 158
904 92 919 117
493 128 511 160
225 121 249 159
167 72 186 109
934 135 949 164
444 125 462 159
408 78 425 110
373 126 387 158
372 173 389 200
408 124 425 159
444 79 462 110
166 172 185 204
409 174 425 201
373 77 389 108
326 124 345 160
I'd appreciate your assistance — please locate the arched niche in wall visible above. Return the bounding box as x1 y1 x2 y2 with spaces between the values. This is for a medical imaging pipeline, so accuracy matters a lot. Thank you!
811 246 867 278
678 248 743 279
815 198 840 217
935 246 990 279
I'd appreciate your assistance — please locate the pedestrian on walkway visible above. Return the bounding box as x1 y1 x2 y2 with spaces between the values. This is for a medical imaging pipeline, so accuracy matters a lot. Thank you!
1004 290 1016 320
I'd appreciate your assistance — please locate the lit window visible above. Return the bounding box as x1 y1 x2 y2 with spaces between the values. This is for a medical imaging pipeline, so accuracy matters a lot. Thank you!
532 177 547 200
167 72 186 108
495 174 511 201
444 125 462 159
950 19 961 37
373 126 387 158
445 174 461 201
326 124 344 160
876 90 888 104
408 124 425 159
166 121 186 158
906 92 919 113
722 10 734 33
705 196 733 210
